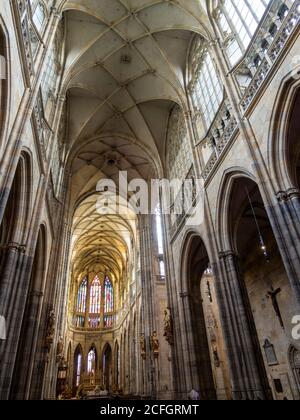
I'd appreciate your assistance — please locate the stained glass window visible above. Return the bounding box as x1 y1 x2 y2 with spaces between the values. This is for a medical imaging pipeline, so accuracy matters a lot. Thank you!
104 315 114 329
74 274 115 329
76 352 82 386
76 315 85 328
104 277 114 314
76 278 87 313
90 276 101 314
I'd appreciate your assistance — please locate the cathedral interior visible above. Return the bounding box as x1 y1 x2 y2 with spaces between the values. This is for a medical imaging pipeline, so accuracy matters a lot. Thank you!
0 0 300 401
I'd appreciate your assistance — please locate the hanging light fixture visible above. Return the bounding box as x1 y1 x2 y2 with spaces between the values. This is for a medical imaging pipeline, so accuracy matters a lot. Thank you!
245 187 270 262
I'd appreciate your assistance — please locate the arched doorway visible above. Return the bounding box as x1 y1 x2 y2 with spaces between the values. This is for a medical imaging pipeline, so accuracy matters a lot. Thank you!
102 344 112 391
182 234 229 400
226 175 297 399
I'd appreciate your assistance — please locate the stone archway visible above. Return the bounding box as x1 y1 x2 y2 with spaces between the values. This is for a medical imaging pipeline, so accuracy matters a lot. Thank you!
102 343 112 391
180 233 230 400
224 175 297 399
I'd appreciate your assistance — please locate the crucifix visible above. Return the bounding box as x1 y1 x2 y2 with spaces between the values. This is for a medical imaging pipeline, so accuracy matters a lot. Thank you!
267 287 284 329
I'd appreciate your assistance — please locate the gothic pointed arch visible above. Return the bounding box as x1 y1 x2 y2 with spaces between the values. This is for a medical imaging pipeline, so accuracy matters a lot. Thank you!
73 344 83 391
268 73 300 191
102 343 112 391
10 224 48 399
179 231 217 400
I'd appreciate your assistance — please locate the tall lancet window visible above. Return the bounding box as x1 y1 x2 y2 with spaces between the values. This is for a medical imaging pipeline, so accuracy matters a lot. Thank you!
189 38 223 129
215 0 271 65
77 278 87 313
89 276 101 328
166 105 193 181
104 277 114 314
76 278 87 328
75 350 82 387
90 276 101 314
104 277 114 328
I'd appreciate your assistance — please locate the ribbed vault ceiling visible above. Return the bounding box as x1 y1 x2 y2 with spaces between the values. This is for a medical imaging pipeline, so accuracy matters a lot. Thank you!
62 0 211 282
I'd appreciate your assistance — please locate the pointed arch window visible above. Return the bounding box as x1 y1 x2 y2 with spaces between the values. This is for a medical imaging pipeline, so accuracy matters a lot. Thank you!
104 277 114 328
90 276 101 314
214 0 271 66
104 277 114 314
76 278 87 314
166 105 193 181
74 274 115 329
189 39 224 129
74 348 82 387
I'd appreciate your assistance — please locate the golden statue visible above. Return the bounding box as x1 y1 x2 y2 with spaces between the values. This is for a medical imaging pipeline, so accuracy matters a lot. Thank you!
163 308 174 345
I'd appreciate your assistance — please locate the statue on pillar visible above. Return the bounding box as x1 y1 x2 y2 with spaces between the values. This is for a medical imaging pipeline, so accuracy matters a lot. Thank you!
211 340 220 368
163 308 174 346
151 331 160 358
45 308 55 350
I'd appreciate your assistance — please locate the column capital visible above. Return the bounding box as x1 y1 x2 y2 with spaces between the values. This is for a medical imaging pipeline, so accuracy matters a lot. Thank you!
179 291 191 300
276 188 300 203
0 242 26 254
218 250 238 260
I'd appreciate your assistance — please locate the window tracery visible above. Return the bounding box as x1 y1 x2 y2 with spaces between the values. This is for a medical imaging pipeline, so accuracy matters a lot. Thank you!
167 105 193 181
189 38 224 129
75 275 115 330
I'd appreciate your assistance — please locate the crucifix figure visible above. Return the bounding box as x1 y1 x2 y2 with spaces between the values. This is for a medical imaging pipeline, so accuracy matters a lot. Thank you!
267 287 284 329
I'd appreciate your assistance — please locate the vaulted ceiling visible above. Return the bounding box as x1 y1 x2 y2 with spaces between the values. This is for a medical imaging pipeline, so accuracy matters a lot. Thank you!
61 0 211 281
62 0 211 176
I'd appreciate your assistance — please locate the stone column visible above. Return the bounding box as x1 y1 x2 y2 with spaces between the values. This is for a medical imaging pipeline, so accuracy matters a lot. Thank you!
139 214 157 399
273 188 300 305
217 251 272 400
0 243 33 399
10 289 45 400
178 291 199 395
